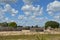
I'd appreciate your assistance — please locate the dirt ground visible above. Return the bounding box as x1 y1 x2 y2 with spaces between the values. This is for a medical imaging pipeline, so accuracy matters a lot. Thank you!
0 30 60 36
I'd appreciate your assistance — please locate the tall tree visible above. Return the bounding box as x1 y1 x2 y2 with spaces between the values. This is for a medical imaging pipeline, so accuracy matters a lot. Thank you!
35 25 38 28
45 21 59 29
0 22 8 27
8 22 17 28
3 22 8 27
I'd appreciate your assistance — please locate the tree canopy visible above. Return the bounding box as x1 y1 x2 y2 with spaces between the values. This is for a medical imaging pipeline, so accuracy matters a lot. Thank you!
8 22 17 28
0 22 8 27
45 21 59 29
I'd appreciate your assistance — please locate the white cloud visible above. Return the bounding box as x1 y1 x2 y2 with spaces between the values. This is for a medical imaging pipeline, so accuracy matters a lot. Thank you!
17 14 48 26
54 15 60 20
35 18 44 22
0 7 5 14
0 4 18 22
11 9 18 16
23 0 32 4
4 4 12 11
0 0 17 4
21 4 43 26
47 0 60 21
5 17 15 22
19 0 44 26
4 4 18 16
23 0 39 5
0 15 4 22
0 4 18 16
34 17 48 22
18 15 27 20
30 15 36 19
5 17 10 23
10 20 15 22
47 0 60 15
11 9 18 14
5 17 8 21
0 7 5 22
21 4 43 16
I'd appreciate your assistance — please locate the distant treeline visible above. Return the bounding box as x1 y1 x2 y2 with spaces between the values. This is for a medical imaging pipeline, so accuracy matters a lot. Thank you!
0 22 42 28
0 22 40 31
0 22 17 27
0 21 60 31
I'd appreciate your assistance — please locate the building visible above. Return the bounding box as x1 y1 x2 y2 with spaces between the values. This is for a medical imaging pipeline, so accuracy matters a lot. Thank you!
30 28 44 32
0 26 22 31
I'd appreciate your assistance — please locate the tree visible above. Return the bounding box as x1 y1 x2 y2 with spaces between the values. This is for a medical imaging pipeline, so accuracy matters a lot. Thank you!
0 23 2 26
45 21 59 29
23 26 30 30
8 22 17 28
31 26 34 28
2 22 8 27
0 22 8 27
35 25 38 28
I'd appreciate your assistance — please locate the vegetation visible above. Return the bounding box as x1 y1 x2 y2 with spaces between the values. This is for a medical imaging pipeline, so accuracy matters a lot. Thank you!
35 25 39 28
45 21 59 29
0 21 60 30
23 26 30 30
0 22 8 27
0 34 60 40
0 22 17 28
8 22 17 28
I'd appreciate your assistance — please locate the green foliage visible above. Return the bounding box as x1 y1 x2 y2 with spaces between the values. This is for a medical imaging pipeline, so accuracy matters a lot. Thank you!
0 22 18 28
35 25 38 28
45 21 59 29
31 25 38 28
0 22 8 27
23 26 30 30
8 22 17 28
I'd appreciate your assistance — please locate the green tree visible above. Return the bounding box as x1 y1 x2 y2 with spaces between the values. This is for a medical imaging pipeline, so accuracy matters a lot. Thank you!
8 22 17 28
2 22 8 27
0 22 8 27
45 21 59 29
35 25 38 28
31 26 34 28
0 23 2 26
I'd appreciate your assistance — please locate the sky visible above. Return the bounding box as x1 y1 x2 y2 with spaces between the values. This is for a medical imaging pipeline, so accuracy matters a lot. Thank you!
0 0 60 26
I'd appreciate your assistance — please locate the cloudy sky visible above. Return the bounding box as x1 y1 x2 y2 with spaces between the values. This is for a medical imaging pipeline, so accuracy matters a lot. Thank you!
0 0 60 26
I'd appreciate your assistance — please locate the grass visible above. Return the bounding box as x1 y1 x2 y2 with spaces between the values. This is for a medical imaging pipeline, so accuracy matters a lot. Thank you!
0 34 60 40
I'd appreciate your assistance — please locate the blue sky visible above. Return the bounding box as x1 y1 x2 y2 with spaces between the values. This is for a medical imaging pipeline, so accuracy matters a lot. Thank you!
0 0 60 26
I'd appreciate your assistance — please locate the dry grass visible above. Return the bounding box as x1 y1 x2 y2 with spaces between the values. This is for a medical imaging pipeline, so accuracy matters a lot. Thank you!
0 31 60 36
0 31 60 40
0 34 60 40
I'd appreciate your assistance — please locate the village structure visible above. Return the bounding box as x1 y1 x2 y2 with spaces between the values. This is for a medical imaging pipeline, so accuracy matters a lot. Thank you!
0 25 60 35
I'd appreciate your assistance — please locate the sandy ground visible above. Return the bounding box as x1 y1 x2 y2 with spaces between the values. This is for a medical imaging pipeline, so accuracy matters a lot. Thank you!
0 30 60 36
